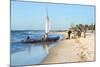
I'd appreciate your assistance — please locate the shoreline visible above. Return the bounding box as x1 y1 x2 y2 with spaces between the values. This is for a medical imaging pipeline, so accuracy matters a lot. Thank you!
42 32 95 64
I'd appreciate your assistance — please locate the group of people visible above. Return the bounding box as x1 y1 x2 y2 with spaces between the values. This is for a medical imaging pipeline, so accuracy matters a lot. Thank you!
67 28 86 39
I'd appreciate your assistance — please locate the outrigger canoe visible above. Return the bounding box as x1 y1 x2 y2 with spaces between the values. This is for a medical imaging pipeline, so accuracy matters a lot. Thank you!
21 8 61 43
21 35 60 43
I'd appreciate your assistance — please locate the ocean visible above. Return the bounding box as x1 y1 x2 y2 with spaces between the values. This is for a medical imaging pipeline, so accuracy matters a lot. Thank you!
11 30 63 66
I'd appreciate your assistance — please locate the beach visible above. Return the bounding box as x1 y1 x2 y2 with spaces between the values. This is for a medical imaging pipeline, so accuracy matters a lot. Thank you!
42 31 95 64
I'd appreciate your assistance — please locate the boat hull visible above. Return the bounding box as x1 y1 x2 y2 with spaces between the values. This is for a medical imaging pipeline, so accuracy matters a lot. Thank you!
21 36 60 43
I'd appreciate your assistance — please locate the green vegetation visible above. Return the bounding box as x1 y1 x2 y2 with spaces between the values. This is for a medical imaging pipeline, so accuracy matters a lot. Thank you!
69 23 95 38
75 24 95 31
70 23 95 31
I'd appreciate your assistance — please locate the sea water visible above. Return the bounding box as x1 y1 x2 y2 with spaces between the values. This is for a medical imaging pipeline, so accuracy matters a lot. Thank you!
11 30 63 66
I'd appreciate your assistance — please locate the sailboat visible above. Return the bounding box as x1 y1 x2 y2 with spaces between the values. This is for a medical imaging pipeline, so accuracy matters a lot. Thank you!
21 7 60 43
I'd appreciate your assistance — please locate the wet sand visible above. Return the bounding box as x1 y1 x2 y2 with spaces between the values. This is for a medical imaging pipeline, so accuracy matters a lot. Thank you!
42 31 95 64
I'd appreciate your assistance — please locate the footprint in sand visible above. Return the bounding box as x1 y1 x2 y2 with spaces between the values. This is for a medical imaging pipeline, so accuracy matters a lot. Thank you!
77 51 89 61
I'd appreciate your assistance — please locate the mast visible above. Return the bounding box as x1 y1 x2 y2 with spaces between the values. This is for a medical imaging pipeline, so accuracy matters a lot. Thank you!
44 6 50 39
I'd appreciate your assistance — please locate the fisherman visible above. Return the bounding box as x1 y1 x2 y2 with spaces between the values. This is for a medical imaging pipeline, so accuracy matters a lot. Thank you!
42 33 48 41
68 30 72 39
77 30 81 38
83 29 86 38
26 36 30 40
42 35 45 41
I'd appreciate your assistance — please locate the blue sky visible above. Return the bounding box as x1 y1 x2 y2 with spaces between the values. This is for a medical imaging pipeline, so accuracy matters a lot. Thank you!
11 1 95 30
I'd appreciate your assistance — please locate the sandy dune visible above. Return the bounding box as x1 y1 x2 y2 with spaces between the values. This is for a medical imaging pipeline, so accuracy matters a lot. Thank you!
42 32 95 64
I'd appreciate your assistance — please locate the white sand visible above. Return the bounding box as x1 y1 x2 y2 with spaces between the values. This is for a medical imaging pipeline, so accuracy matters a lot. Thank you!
42 32 95 64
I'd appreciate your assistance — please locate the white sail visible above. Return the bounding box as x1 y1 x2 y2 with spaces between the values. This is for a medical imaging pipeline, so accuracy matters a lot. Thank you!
45 16 50 34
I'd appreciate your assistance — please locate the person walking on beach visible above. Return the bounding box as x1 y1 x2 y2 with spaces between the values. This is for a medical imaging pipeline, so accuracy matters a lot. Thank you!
77 30 81 38
68 30 72 39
